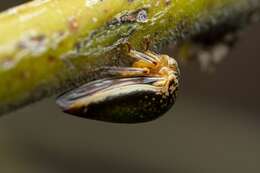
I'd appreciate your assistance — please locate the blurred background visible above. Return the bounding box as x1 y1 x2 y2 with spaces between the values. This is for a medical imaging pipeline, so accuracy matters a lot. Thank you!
0 1 260 173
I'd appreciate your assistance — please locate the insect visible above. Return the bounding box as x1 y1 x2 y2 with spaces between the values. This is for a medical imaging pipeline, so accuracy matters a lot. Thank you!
56 44 180 123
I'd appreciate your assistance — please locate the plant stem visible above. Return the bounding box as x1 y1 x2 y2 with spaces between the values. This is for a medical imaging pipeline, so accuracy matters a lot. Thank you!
0 0 259 115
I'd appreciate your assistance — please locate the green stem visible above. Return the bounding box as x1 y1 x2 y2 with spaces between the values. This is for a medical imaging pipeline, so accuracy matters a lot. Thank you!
0 0 259 115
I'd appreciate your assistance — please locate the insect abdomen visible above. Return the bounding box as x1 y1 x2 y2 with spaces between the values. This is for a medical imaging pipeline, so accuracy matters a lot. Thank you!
64 90 176 123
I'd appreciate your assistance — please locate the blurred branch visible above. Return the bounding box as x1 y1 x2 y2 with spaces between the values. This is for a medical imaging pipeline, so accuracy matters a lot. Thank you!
0 0 259 115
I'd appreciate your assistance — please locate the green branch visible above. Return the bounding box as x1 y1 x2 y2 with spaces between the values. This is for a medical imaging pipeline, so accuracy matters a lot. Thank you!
0 0 259 115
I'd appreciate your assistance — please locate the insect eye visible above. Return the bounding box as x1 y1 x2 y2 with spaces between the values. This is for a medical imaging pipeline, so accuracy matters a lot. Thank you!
168 57 178 66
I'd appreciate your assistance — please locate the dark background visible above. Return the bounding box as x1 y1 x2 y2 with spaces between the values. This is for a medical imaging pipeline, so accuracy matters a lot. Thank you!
0 1 260 173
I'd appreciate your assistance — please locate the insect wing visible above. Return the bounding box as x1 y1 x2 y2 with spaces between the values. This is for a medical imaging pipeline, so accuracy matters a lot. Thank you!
56 76 175 123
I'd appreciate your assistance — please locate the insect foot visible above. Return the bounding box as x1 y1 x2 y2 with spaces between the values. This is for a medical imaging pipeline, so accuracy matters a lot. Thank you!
56 48 180 123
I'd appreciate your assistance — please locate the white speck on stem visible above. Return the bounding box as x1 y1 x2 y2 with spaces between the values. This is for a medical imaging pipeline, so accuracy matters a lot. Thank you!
31 0 51 7
85 0 100 8
19 8 46 22
92 17 98 23
136 10 148 23
155 1 160 7
7 8 18 15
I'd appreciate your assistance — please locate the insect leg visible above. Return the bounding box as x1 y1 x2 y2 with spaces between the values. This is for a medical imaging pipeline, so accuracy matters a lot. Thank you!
128 49 159 65
144 50 161 62
101 66 151 77
123 42 159 66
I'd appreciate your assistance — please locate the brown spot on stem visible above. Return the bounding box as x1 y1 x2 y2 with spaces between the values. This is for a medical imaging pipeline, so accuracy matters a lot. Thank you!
103 9 109 13
47 56 56 63
108 8 148 26
19 71 30 80
165 0 171 6
68 16 79 32
0 57 15 70
18 35 46 50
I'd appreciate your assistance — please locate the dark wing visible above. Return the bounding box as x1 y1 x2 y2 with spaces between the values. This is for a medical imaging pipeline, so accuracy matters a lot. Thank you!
56 76 163 111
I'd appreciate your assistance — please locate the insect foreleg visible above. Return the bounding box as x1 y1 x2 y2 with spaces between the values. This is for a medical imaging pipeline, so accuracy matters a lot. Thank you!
128 49 159 65
101 66 151 77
